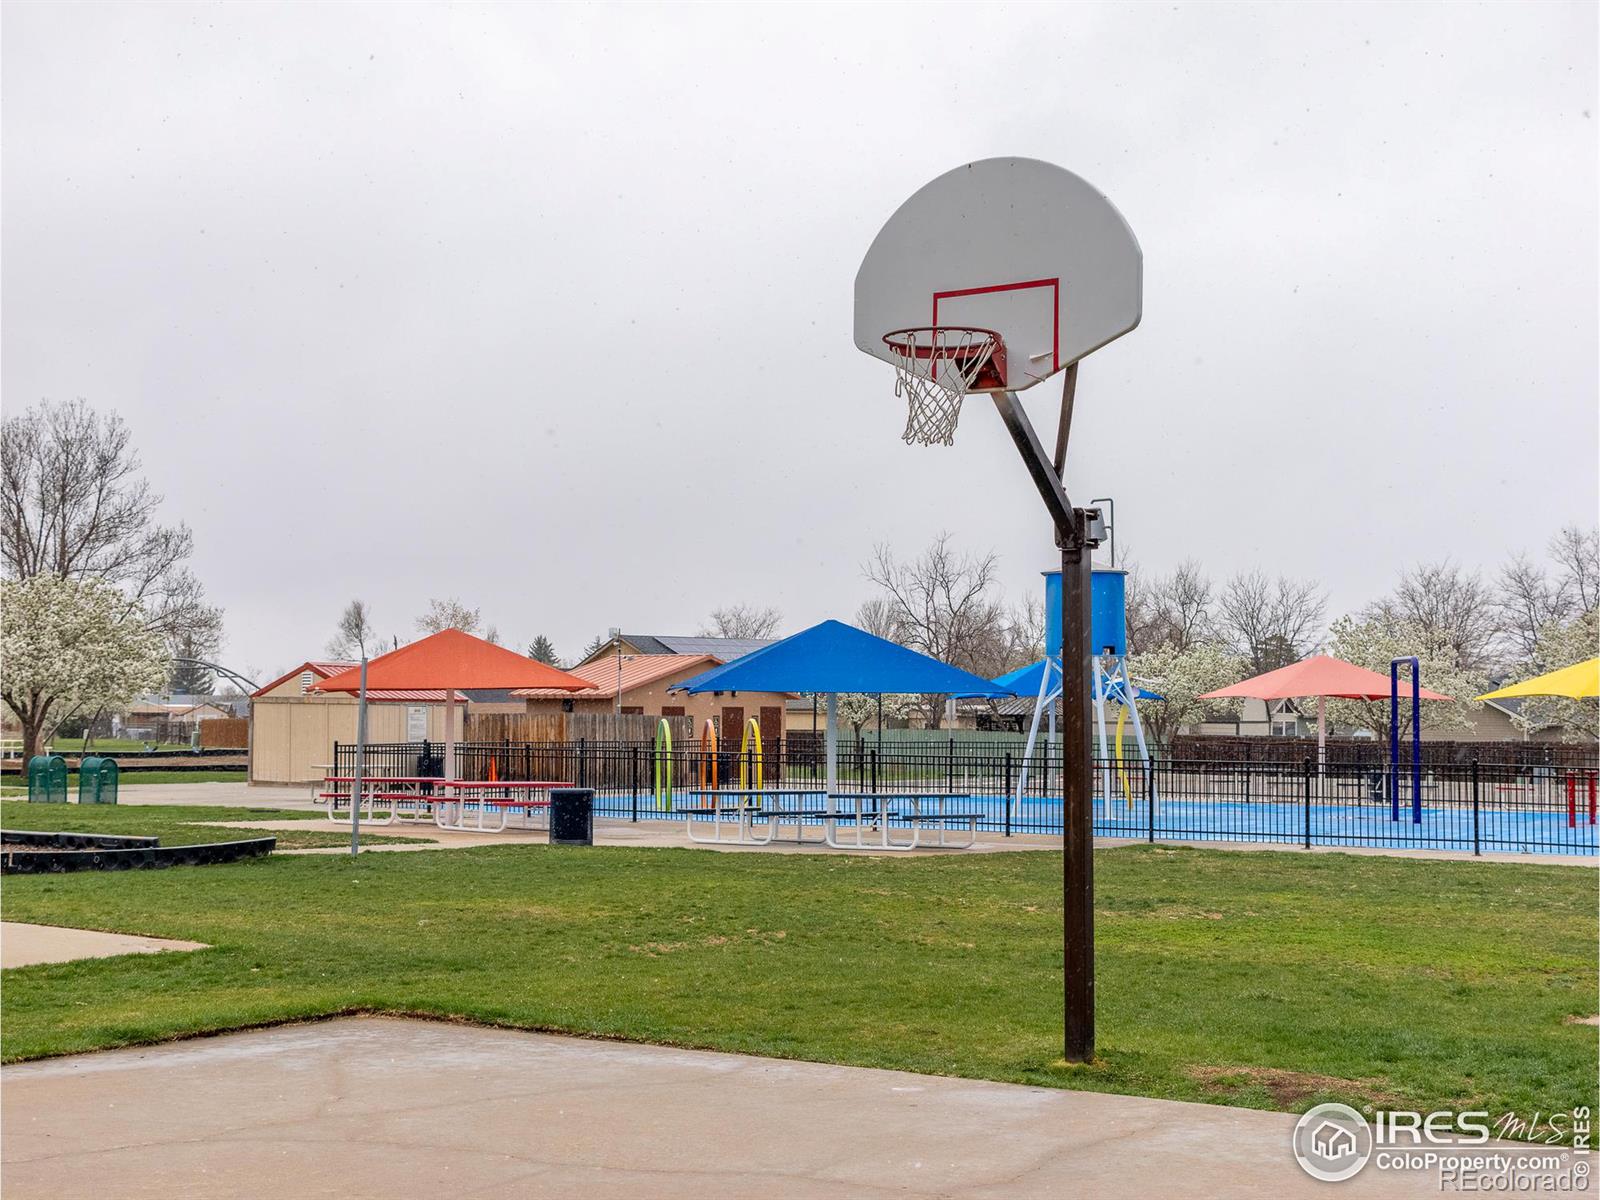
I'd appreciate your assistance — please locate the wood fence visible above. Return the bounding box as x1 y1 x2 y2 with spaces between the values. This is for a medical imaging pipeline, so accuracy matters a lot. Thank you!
465 712 694 745
199 718 249 749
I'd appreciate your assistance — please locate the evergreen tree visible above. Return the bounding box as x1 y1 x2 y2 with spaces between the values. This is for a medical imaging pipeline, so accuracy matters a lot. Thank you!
168 635 214 695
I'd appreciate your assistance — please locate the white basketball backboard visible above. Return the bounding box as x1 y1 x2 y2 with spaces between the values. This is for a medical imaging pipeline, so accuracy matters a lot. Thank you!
854 158 1142 393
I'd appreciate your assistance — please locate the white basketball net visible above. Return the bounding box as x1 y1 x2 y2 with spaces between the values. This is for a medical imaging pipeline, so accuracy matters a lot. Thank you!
884 327 1000 447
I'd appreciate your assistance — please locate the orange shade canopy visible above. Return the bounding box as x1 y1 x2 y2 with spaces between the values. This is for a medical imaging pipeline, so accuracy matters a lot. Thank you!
1199 655 1453 702
314 628 594 694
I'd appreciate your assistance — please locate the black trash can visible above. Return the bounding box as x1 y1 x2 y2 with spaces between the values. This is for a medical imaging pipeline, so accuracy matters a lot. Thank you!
549 788 594 846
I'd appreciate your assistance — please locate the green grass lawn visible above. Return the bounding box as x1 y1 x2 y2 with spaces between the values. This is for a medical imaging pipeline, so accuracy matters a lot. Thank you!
1 769 249 795
1 837 1594 1121
0 800 422 850
38 738 197 753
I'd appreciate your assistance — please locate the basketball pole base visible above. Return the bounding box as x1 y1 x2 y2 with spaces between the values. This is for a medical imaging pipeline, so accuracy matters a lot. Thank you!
991 386 1100 1065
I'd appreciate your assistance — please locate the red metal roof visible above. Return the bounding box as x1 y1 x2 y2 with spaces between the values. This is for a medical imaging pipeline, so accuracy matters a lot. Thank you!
514 654 720 699
252 660 468 703
314 629 594 695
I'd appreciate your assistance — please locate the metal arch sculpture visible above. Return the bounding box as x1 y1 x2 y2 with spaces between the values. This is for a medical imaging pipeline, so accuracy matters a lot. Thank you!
697 718 719 793
653 718 673 812
738 716 763 797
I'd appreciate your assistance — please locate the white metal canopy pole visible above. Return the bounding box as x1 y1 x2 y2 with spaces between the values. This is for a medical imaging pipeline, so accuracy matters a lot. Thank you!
824 693 839 796
1317 696 1328 774
443 692 458 784
1092 658 1111 806
1114 658 1153 771
350 656 369 857
824 693 839 833
1015 657 1058 816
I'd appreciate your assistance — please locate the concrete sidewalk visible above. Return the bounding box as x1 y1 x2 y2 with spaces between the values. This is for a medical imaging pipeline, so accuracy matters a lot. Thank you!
0 1016 1549 1199
116 781 313 809
0 922 207 969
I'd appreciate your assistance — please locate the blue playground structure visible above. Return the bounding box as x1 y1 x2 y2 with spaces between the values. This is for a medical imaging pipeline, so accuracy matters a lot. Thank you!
999 568 1161 814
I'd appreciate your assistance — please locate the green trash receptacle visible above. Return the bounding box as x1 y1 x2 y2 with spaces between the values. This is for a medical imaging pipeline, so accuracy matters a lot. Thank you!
27 754 68 804
79 756 119 805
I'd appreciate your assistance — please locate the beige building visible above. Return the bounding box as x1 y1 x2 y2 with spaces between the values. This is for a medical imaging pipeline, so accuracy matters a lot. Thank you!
248 661 463 785
519 654 792 743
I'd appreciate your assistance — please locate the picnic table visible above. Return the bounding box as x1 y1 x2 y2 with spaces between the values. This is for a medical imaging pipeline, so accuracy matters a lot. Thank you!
678 789 981 850
823 793 981 850
431 780 574 833
310 761 400 803
679 788 834 845
318 776 442 826
317 776 572 832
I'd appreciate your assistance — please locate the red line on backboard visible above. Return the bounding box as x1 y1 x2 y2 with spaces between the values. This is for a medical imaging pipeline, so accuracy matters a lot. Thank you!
931 278 1060 382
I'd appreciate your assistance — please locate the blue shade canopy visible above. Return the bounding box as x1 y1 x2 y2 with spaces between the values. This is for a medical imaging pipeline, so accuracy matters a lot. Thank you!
990 659 1163 702
671 620 1013 697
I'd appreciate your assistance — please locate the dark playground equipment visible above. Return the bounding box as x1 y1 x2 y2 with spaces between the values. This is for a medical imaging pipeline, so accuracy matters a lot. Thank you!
1 829 275 874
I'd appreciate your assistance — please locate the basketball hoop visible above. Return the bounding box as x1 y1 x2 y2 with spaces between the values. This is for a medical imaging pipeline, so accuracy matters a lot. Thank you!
882 327 1006 446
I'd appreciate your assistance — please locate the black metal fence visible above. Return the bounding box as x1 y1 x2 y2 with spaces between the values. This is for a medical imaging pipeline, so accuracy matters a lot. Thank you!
332 738 1599 857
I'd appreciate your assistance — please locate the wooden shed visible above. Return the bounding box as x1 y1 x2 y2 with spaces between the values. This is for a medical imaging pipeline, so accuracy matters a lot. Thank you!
248 661 464 785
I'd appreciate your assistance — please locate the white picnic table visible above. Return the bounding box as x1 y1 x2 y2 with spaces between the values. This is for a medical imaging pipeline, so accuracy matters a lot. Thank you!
678 789 981 850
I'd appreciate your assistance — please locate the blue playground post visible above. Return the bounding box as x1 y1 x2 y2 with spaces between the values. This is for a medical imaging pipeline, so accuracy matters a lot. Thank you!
1390 657 1422 825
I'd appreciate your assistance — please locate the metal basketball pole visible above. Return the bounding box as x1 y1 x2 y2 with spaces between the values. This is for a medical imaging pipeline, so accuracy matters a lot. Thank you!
1059 537 1095 1063
992 363 1101 1063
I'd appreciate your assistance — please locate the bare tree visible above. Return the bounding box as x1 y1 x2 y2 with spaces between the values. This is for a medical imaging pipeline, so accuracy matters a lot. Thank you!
863 535 1012 669
1216 570 1325 673
700 604 782 639
1006 592 1046 668
1494 553 1568 666
1 399 221 648
1142 559 1214 652
1 400 221 750
862 534 1016 725
416 597 482 636
854 596 902 640
1121 559 1163 655
1368 560 1499 673
1550 524 1600 613
327 599 375 659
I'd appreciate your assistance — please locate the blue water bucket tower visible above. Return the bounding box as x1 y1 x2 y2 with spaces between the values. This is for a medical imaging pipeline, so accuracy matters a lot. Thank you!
1043 569 1128 659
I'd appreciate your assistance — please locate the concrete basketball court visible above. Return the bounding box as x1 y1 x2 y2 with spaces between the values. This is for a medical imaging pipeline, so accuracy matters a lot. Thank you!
1 1016 1553 1200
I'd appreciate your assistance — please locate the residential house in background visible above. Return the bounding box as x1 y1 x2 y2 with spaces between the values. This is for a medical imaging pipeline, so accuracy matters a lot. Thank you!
115 696 239 740
518 654 791 743
576 633 777 668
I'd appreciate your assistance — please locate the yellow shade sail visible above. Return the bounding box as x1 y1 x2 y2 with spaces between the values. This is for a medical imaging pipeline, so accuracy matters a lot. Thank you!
1477 658 1599 701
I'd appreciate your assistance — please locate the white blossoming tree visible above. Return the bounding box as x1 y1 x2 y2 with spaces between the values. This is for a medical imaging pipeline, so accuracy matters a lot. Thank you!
834 692 916 739
1127 641 1247 747
1319 614 1485 740
1 575 169 758
1506 608 1598 741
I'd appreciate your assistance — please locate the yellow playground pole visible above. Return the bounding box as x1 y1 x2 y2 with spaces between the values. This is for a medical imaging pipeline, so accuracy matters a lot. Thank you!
739 716 764 799
1115 705 1134 809
653 718 673 811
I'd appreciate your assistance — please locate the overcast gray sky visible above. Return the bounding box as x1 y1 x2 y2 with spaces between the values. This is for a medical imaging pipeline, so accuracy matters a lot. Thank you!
4 1 1595 681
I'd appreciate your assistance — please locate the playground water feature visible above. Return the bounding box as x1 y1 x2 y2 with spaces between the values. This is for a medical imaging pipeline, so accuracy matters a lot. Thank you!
594 788 1596 857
